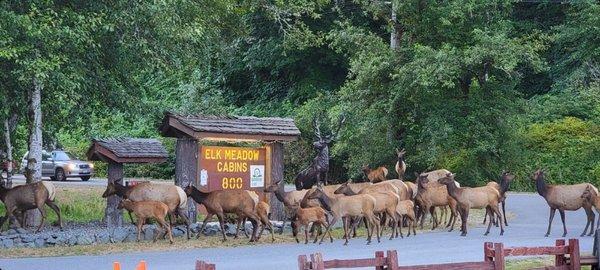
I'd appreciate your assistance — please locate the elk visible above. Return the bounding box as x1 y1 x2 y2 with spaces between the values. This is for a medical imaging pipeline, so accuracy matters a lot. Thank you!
0 180 62 232
102 181 190 239
395 148 407 180
294 114 346 190
362 164 388 183
483 171 515 227
532 169 597 237
184 185 261 242
334 183 399 240
438 173 504 236
307 185 380 245
235 191 274 242
394 200 417 238
263 180 308 235
292 206 333 244
581 186 600 228
414 173 458 231
118 199 174 244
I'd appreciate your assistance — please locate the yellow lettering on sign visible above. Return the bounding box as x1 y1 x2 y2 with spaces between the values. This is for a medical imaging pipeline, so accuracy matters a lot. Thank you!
222 149 260 161
205 149 222 160
216 162 248 172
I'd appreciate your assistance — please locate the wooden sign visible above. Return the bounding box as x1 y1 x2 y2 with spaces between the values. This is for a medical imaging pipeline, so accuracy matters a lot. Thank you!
199 146 267 191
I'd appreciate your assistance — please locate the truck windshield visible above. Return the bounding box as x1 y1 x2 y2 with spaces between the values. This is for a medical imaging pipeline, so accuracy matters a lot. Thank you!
54 152 74 161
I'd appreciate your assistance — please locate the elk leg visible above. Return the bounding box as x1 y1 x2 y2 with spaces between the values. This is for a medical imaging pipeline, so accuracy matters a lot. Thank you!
430 206 437 229
265 216 275 242
320 215 337 245
304 223 309 244
590 209 597 236
493 205 505 236
374 215 381 243
35 206 47 233
419 205 428 229
502 200 508 227
0 214 9 231
559 209 567 237
246 213 260 242
46 200 62 230
197 213 214 239
342 217 349 245
127 210 135 224
216 213 227 242
545 208 556 237
136 218 144 242
484 207 493 236
388 211 397 240
323 214 334 243
176 208 191 240
397 215 404 238
460 207 469 236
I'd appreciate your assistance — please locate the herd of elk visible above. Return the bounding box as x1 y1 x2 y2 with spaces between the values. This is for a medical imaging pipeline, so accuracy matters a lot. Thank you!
5 146 600 247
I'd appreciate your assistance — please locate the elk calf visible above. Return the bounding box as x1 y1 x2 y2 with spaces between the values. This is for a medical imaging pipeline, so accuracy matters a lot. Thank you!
292 206 333 244
395 200 417 238
118 199 173 244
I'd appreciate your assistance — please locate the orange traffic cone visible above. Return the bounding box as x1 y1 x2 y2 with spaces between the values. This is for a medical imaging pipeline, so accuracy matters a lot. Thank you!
136 260 147 270
113 262 121 270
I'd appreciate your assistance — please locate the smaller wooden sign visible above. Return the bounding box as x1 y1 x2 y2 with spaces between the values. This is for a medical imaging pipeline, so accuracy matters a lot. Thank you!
199 146 267 192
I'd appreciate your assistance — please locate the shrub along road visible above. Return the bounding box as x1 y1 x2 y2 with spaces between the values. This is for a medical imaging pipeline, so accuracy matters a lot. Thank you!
0 193 596 270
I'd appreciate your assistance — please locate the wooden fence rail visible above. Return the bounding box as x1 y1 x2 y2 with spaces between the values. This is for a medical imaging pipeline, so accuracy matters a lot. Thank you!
298 239 583 270
195 260 216 270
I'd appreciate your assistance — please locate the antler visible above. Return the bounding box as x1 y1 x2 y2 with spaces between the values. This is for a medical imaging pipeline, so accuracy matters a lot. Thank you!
329 113 346 140
312 115 322 139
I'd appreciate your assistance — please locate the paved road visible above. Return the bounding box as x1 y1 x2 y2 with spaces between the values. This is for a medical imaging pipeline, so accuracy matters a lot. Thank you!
9 174 161 187
1 193 596 270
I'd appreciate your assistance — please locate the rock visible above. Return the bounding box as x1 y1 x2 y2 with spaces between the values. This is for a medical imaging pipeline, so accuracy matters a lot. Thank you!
76 235 93 245
34 237 45 247
224 224 237 236
6 229 17 235
172 227 184 237
143 226 156 241
2 239 13 248
46 236 59 245
112 228 129 243
67 236 77 246
96 232 110 244
125 230 138 242
21 235 36 243
202 226 218 236
16 228 27 234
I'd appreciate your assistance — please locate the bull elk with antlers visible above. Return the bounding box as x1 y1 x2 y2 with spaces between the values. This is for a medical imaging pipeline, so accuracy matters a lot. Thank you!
294 114 346 190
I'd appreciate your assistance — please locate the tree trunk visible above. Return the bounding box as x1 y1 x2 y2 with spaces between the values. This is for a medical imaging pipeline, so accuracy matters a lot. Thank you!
3 118 13 188
175 138 197 223
390 1 402 49
25 76 43 227
269 142 286 221
104 162 124 227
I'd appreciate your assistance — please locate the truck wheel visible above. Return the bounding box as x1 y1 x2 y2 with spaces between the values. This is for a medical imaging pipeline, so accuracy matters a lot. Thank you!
55 168 66 182
50 176 56 181
81 176 90 181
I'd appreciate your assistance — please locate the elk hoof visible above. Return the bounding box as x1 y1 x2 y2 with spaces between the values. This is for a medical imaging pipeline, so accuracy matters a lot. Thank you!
588 232 593 237
544 234 550 237
562 233 567 237
580 233 586 237
500 231 504 236
484 232 489 236
460 233 467 237
295 239 299 243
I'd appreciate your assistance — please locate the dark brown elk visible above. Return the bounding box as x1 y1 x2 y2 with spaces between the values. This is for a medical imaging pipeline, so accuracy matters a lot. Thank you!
438 173 504 236
532 169 597 237
362 164 388 183
581 186 600 228
184 185 261 242
395 148 406 180
294 114 346 190
118 199 174 244
102 181 190 239
483 171 514 226
307 185 379 245
0 181 62 232
263 180 309 236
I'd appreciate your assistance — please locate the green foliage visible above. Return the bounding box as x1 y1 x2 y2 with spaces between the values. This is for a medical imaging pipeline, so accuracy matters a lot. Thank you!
1 0 599 189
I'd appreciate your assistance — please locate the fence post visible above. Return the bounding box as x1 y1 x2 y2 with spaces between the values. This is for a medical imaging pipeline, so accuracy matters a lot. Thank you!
375 251 385 270
298 255 308 270
484 242 494 262
568 239 580 270
556 239 566 266
493 243 505 270
314 253 325 270
387 250 399 270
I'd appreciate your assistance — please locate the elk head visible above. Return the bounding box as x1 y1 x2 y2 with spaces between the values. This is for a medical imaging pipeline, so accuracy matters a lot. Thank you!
102 181 116 198
395 148 406 162
438 173 456 185
312 113 346 149
264 180 281 193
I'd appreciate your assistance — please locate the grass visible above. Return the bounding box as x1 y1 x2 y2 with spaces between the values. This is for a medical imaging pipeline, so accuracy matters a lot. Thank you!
506 257 592 270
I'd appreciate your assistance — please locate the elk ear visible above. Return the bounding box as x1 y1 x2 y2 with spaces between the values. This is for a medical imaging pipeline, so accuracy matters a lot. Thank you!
413 172 419 178
396 148 400 155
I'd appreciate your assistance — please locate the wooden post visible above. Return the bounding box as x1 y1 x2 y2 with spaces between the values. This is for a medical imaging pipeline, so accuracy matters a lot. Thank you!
594 229 600 270
175 138 198 222
298 255 308 270
493 243 505 270
569 239 580 270
387 250 399 270
375 251 385 270
313 253 324 270
269 142 286 221
556 239 566 266
484 242 494 262
105 162 124 227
